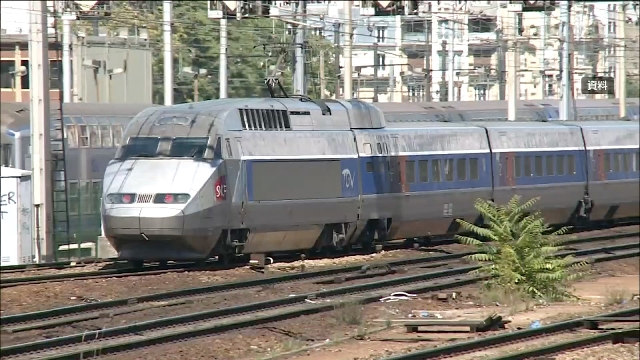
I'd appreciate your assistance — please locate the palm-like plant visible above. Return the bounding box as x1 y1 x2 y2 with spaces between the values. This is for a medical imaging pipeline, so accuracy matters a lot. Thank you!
455 195 589 301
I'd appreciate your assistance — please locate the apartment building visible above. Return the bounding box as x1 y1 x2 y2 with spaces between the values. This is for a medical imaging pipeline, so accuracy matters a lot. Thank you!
0 1 154 104
271 1 638 102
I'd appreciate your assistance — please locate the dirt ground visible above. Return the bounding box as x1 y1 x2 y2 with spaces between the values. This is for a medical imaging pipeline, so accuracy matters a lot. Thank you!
96 256 639 360
2 225 634 316
0 248 434 316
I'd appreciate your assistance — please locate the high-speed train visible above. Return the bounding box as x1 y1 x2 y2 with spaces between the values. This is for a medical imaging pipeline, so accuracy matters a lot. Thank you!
1 102 154 249
101 97 640 264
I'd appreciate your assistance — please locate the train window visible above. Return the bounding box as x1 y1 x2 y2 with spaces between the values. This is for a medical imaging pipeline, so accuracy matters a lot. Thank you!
444 159 454 182
169 137 209 159
613 153 621 172
68 181 79 215
100 125 112 148
78 125 89 147
363 143 372 155
406 161 416 183
119 137 160 159
524 157 533 177
457 158 467 181
604 153 612 172
431 160 442 182
377 143 382 154
515 156 522 178
419 160 429 182
65 125 78 148
89 125 100 147
623 153 631 172
568 155 576 175
534 156 543 177
546 156 554 176
113 125 123 146
366 162 373 173
556 155 565 176
470 158 479 180
80 181 91 215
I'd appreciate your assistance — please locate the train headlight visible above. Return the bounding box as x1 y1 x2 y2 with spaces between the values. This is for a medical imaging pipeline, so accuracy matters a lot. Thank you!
154 193 191 204
105 193 137 204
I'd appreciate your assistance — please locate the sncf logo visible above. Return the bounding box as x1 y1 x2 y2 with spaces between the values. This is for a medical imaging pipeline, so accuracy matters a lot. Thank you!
215 176 227 201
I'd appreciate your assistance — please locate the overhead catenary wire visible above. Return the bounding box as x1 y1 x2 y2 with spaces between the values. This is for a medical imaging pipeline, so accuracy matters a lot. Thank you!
7 3 638 100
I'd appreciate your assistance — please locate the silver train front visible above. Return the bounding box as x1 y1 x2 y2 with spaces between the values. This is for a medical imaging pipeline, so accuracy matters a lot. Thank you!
102 159 227 260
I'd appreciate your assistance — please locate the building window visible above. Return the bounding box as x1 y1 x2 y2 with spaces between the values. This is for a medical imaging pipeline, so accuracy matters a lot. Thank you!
376 53 386 71
49 60 65 90
376 26 386 42
474 85 487 101
0 60 15 89
20 60 29 89
407 84 424 102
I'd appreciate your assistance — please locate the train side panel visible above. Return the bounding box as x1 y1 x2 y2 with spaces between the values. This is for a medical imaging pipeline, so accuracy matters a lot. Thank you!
354 124 493 240
482 122 588 225
577 122 640 221
235 130 361 253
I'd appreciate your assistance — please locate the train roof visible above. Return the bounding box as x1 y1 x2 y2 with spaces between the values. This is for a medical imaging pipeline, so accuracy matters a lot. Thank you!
1 102 155 133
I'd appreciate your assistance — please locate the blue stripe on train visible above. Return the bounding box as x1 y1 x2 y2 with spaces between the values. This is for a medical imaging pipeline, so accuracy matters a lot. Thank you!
598 148 640 181
359 153 493 196
506 150 587 186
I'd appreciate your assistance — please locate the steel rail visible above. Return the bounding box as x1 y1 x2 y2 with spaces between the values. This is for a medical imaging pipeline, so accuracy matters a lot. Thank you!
489 328 639 360
1 229 636 288
0 251 472 328
2 246 638 360
1 265 482 359
381 307 640 360
2 234 636 331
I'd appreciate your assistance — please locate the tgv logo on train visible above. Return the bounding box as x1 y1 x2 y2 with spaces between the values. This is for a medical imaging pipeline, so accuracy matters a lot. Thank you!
342 169 355 189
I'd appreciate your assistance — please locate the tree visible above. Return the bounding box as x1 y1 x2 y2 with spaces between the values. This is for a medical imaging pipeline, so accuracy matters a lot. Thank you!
455 196 589 301
78 2 337 104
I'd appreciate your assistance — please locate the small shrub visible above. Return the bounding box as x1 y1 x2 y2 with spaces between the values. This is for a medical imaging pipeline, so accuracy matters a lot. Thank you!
455 195 589 301
333 299 365 325
605 288 631 305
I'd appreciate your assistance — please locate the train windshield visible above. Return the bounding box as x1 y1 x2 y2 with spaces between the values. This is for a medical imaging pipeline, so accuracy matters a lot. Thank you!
117 136 210 160
120 137 160 158
169 137 208 159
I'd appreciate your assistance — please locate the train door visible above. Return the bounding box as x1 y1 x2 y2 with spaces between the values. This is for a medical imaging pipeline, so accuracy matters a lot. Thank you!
389 135 402 193
502 152 516 187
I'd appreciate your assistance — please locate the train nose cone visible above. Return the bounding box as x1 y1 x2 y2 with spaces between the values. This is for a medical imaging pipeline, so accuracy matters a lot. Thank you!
103 207 184 237
139 207 185 236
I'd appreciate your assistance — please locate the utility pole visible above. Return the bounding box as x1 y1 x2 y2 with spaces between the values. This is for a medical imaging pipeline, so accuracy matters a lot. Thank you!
333 22 341 98
163 1 173 105
29 0 53 263
344 2 353 100
440 40 447 102
560 1 572 121
618 2 627 118
507 6 520 121
319 50 326 99
424 19 432 102
541 10 548 98
496 28 506 100
373 43 379 102
448 24 455 102
61 12 74 103
293 0 307 95
219 17 228 98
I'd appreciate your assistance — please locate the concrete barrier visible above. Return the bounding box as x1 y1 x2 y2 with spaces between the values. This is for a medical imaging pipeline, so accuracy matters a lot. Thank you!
97 236 118 259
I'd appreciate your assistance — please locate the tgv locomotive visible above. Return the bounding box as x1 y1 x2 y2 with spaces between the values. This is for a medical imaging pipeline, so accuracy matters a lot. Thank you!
101 96 640 264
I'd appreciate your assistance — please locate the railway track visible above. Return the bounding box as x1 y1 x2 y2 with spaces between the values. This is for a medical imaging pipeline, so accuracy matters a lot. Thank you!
1 240 637 360
1 231 637 332
1 227 637 288
381 308 640 360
